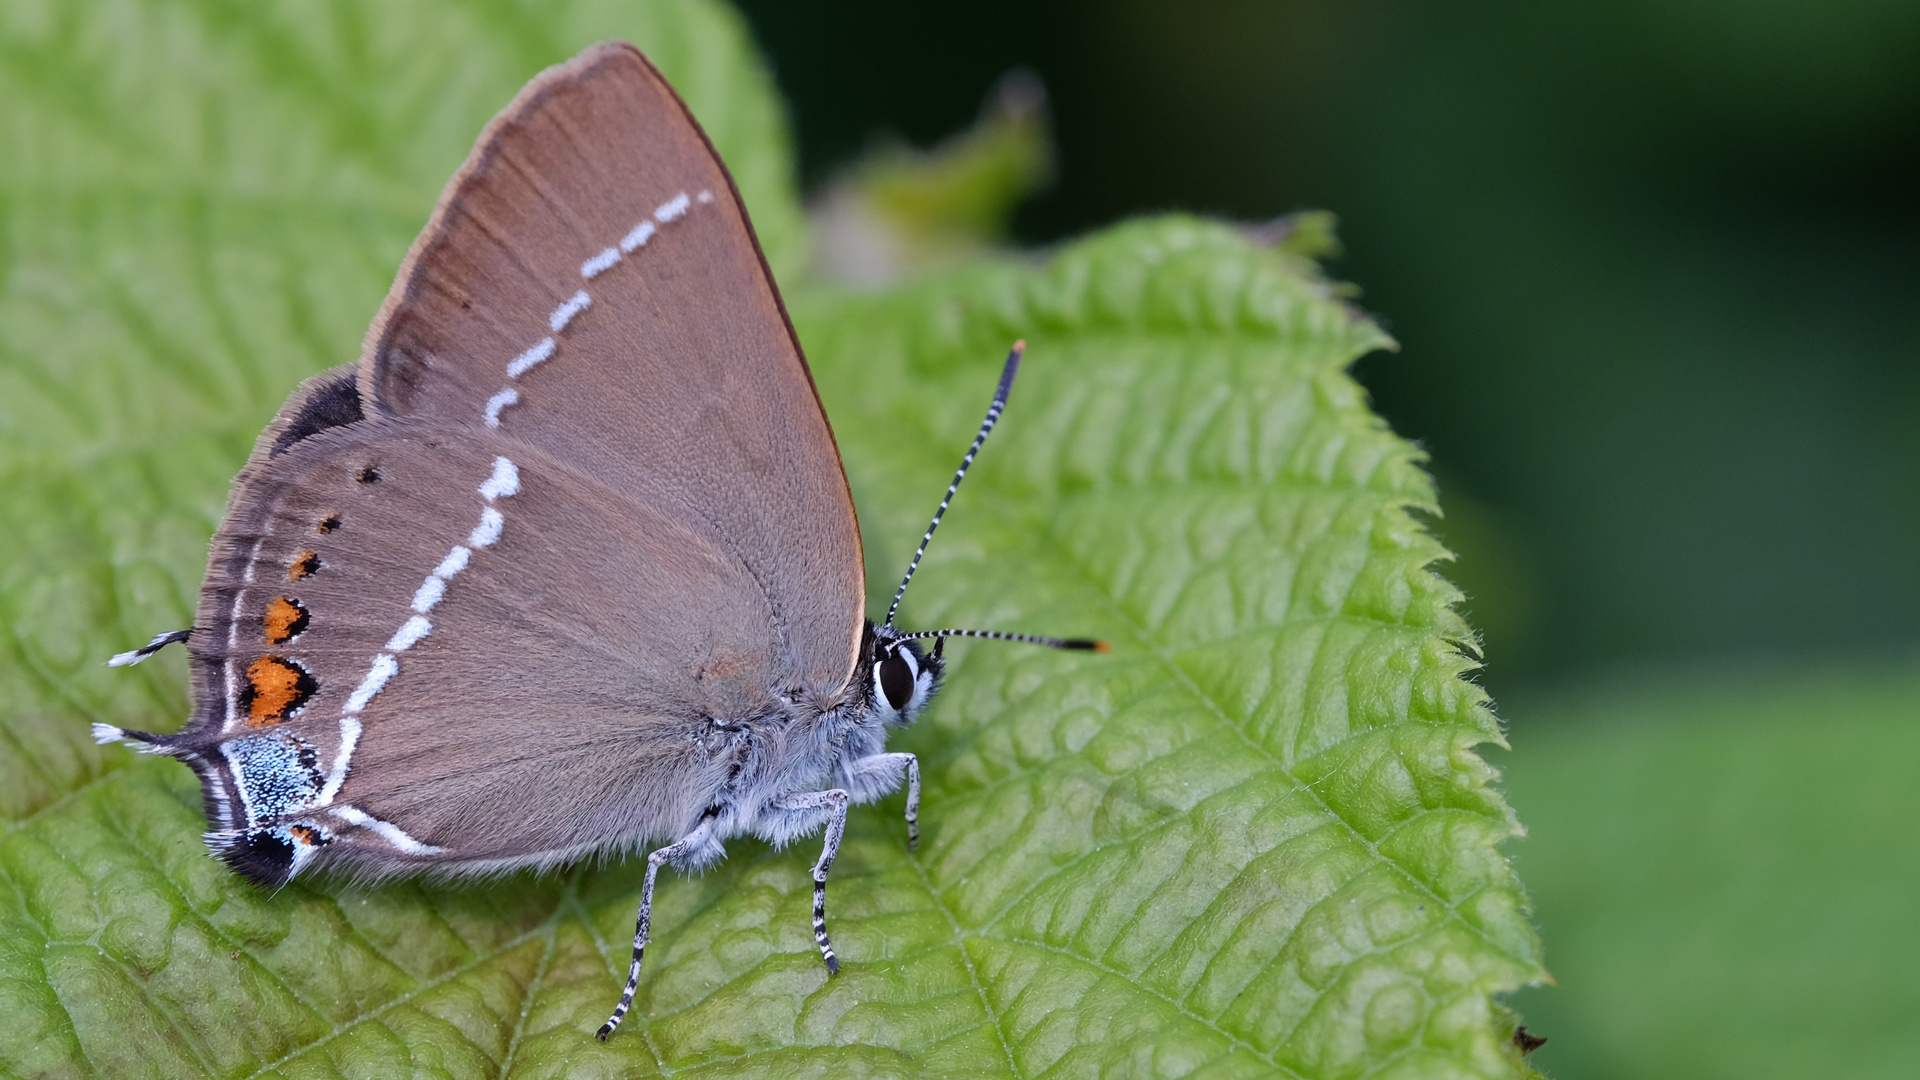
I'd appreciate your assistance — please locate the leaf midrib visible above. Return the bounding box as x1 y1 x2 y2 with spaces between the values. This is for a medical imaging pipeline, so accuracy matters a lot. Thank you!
905 845 1024 1080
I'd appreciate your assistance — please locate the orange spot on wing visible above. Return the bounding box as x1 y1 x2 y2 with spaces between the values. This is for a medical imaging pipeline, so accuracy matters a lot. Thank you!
288 550 320 580
242 656 316 727
263 597 309 644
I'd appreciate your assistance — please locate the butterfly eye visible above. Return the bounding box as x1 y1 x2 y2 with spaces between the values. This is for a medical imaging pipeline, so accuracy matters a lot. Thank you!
877 649 917 712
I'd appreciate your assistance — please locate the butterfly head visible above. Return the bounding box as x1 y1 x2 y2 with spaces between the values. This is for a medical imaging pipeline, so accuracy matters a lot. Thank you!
865 341 1105 728
864 623 945 726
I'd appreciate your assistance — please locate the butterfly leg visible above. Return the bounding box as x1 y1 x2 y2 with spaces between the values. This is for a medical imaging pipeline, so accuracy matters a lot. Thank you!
772 787 852 973
597 818 715 1041
845 752 921 851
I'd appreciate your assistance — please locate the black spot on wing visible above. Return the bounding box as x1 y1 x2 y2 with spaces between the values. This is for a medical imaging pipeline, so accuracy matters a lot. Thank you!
270 368 364 457
220 830 297 888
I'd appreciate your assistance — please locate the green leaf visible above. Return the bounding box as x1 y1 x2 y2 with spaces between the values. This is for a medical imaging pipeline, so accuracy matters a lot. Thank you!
0 3 1544 1077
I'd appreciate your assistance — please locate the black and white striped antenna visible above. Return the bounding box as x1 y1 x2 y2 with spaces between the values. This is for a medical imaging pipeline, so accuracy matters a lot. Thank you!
881 341 1108 654
883 340 1024 629
896 627 1106 652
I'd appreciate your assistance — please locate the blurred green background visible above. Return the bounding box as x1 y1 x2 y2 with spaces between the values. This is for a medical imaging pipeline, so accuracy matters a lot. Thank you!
729 1 1920 1076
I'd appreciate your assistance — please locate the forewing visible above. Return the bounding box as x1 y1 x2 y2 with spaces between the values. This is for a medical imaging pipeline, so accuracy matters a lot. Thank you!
360 41 862 693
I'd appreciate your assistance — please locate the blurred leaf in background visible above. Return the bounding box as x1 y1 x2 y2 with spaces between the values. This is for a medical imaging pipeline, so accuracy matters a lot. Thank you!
0 1 1543 1077
809 69 1053 286
1501 660 1920 1080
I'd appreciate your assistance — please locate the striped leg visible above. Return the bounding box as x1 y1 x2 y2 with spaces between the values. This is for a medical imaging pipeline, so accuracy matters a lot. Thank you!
596 822 709 1041
901 755 921 852
847 752 921 851
775 788 852 973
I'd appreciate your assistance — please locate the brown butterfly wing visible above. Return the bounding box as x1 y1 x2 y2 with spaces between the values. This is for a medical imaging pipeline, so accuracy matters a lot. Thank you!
362 42 862 691
177 411 774 878
143 43 864 883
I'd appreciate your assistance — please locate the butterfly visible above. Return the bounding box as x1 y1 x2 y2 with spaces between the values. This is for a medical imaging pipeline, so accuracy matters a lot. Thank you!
98 41 1098 1039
